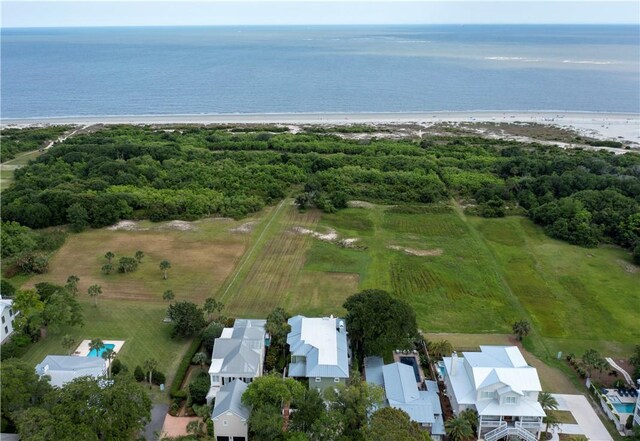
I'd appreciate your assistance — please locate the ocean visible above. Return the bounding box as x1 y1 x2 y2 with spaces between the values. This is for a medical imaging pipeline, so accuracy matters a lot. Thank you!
1 25 639 119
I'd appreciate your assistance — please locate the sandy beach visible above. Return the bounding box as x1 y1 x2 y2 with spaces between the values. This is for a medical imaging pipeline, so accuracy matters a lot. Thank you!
3 111 639 146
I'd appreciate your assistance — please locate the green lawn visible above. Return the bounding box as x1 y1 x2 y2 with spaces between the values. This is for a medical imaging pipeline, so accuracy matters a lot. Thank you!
303 204 639 357
19 299 190 387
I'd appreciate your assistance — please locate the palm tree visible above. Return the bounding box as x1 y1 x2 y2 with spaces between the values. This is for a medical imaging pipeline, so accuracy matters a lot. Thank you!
104 251 115 264
192 352 208 371
163 290 175 301
101 264 113 275
542 411 560 439
134 250 144 263
143 358 158 388
512 320 531 341
89 338 105 356
102 348 116 377
429 340 453 359
203 297 223 321
445 414 474 441
88 284 102 307
159 260 171 280
538 391 559 437
65 275 80 296
459 408 478 434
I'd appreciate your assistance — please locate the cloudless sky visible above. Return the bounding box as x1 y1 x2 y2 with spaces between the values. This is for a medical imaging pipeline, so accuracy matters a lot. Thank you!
2 1 639 28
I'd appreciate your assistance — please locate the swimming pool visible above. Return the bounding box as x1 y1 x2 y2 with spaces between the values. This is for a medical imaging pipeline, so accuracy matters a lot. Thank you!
612 402 635 414
399 356 421 383
87 343 115 358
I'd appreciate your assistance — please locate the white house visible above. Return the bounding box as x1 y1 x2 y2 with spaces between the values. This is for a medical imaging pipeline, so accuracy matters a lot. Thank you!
442 346 545 441
207 319 266 404
0 297 18 344
286 315 349 390
634 380 640 427
211 379 250 441
365 356 446 440
35 355 107 387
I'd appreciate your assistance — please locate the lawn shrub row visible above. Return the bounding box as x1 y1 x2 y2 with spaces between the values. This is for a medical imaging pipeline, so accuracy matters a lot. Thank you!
170 336 203 399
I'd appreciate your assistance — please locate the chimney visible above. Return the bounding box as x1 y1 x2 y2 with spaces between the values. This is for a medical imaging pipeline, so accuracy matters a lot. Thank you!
451 351 459 375
338 320 345 333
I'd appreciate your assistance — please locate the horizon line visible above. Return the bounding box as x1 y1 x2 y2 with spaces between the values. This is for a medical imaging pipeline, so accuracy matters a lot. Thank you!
3 22 638 29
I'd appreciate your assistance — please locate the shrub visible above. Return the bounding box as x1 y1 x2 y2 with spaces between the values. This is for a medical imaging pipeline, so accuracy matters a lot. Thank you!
202 321 225 354
0 279 16 297
111 359 125 376
170 336 203 398
134 365 145 382
152 370 166 385
117 256 139 273
225 317 236 328
189 372 210 405
15 252 49 274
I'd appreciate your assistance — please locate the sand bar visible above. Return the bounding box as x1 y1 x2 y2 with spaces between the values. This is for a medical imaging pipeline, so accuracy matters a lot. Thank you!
2 111 639 145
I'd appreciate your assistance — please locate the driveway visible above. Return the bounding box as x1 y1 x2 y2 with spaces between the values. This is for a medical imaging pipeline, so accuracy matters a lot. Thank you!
143 404 169 441
551 394 612 441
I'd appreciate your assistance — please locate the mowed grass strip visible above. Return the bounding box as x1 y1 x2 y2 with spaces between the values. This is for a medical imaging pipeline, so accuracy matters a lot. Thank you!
224 205 322 316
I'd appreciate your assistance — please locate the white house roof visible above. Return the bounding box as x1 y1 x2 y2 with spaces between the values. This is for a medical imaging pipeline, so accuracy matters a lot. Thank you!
443 346 544 418
35 355 106 376
287 315 349 379
212 379 251 420
209 319 266 378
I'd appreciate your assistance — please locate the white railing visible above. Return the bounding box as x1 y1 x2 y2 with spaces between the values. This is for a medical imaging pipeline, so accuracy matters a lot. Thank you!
484 421 538 441
480 420 503 428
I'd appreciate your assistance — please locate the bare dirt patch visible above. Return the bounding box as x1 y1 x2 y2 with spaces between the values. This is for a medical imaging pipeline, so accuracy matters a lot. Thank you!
347 200 375 209
616 259 639 274
389 245 443 257
291 226 338 241
229 221 257 233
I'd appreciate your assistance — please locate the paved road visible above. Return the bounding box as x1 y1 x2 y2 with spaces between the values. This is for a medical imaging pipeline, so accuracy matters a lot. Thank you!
143 404 169 441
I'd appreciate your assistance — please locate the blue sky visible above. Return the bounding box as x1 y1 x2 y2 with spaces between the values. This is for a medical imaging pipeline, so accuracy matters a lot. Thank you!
2 1 639 27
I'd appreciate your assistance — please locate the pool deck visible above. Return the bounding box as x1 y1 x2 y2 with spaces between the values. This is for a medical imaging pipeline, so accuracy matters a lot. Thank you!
73 339 125 357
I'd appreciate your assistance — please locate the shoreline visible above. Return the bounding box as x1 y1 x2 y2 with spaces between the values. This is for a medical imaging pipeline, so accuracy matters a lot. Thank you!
3 110 639 145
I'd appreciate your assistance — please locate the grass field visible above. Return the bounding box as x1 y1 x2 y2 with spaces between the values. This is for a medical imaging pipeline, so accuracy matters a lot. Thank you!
0 149 44 192
14 199 639 395
17 214 258 384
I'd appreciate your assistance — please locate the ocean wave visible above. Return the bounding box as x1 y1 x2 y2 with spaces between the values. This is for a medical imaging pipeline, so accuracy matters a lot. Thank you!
562 59 613 65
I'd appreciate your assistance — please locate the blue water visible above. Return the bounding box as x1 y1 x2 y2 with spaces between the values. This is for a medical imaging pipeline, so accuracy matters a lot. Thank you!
87 343 115 358
1 25 639 118
612 402 635 414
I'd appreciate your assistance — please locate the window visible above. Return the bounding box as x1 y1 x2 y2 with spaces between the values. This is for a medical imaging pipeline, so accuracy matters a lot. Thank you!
4 326 7 334
223 420 229 427
315 377 321 383
1 316 5 324
8 309 12 317
334 378 340 383
504 396 517 404
480 391 495 399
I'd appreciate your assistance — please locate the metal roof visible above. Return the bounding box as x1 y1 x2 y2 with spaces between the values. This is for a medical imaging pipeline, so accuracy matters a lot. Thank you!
35 355 106 375
365 361 444 428
209 319 266 378
212 379 251 420
287 315 349 379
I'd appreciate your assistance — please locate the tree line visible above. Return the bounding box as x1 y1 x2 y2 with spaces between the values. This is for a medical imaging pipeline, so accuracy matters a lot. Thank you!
2 125 638 258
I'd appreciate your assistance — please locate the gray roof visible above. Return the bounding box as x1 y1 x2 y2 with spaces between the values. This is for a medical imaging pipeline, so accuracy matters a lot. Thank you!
364 356 385 386
366 361 443 432
287 315 349 379
210 319 266 378
212 380 250 420
35 355 106 376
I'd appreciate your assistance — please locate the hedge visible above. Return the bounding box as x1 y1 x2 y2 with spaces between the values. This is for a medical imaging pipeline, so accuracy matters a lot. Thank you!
170 336 203 398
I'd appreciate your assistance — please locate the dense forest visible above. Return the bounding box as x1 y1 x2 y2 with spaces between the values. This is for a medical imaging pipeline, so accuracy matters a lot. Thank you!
2 125 639 259
0 126 69 162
